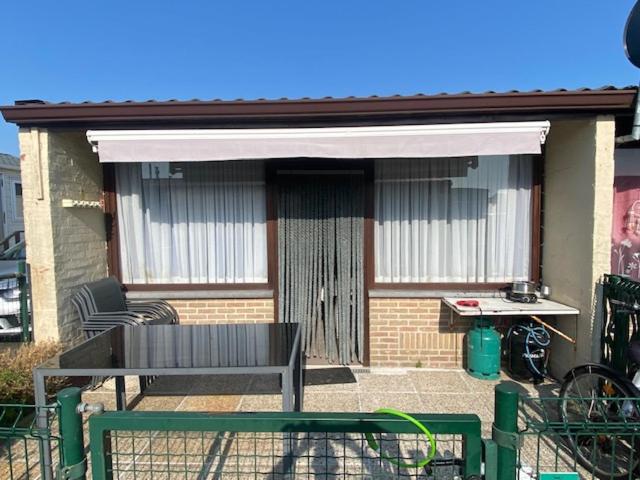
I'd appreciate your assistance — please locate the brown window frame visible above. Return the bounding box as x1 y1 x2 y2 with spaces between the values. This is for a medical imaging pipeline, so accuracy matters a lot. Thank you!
103 162 277 292
367 153 543 292
105 154 542 293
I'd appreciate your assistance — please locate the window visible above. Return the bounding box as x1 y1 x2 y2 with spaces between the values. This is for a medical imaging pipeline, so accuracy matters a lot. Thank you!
374 155 533 283
115 161 267 284
14 182 23 220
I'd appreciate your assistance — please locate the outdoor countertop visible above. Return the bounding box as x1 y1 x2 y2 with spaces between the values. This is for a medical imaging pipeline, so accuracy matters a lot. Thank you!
442 296 580 317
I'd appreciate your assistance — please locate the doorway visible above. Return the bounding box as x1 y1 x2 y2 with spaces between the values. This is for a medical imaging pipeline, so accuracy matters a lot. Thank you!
277 170 365 365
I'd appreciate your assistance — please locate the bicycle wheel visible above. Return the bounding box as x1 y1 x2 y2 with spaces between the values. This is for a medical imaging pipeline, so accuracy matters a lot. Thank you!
559 364 640 479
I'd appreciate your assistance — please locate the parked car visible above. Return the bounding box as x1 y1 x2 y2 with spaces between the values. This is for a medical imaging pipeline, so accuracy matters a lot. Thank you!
0 240 27 339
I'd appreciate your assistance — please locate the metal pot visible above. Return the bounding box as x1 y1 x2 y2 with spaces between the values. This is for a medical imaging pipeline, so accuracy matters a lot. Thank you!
511 281 536 295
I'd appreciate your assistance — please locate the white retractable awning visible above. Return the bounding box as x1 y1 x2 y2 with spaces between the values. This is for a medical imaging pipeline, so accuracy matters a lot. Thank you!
87 121 550 163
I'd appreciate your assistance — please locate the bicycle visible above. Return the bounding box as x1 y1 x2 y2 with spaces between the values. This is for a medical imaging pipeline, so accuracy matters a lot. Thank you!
559 340 640 478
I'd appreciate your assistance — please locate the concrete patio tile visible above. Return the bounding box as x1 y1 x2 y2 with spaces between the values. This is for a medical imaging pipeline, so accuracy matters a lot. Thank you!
459 371 507 393
139 375 202 395
177 394 241 412
461 371 560 397
238 394 282 412
95 375 143 393
132 395 185 411
81 391 138 411
304 381 359 393
359 392 424 413
356 373 416 393
420 393 492 422
247 374 281 394
409 370 472 393
302 392 360 412
188 374 253 395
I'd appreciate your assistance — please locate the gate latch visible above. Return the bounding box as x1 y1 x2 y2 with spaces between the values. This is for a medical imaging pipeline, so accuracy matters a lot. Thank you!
57 458 87 479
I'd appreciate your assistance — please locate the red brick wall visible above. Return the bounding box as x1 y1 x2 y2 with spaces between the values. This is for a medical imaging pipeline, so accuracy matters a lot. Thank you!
167 299 275 324
369 298 472 368
167 297 474 368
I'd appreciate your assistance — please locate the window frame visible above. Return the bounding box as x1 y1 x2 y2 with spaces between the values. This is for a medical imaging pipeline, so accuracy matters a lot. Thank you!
104 154 542 293
366 153 543 291
103 162 277 292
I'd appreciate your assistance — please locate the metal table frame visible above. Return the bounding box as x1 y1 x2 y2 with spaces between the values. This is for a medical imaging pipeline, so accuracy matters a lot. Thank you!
33 322 303 479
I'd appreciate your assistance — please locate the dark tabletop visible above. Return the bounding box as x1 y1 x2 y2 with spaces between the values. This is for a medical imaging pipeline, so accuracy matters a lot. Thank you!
37 323 300 371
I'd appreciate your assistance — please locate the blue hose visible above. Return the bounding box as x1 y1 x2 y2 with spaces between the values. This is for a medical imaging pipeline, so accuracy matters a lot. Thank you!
507 324 551 377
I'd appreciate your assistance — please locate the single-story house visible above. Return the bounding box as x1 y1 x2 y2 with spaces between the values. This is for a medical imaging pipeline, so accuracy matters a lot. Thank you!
1 86 637 375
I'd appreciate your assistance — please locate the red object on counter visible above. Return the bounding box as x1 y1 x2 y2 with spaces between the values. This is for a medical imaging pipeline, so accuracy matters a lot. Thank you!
456 299 480 307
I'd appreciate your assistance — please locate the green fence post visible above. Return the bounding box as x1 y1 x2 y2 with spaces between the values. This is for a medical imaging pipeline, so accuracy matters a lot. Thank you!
612 308 630 374
57 387 87 480
17 260 30 342
493 384 520 480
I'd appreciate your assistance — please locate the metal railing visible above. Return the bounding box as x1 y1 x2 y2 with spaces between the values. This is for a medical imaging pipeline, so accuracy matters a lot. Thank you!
88 410 483 479
0 388 85 480
5 383 640 479
0 260 30 343
601 274 640 375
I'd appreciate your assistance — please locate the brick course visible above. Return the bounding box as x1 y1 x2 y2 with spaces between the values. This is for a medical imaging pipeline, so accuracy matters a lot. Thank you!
369 298 472 368
20 129 107 344
168 299 275 324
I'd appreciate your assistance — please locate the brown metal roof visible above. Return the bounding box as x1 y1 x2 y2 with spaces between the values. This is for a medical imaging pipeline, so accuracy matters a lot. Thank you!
1 86 637 127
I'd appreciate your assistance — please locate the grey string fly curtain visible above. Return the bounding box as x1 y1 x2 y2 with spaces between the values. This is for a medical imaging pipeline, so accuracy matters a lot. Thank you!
278 175 364 364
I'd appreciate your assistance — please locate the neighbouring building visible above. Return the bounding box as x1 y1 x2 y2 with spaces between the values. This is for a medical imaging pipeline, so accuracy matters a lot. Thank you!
1 87 637 375
0 153 24 241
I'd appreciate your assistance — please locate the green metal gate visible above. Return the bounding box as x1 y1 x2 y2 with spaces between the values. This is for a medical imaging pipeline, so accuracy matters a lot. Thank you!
88 410 482 479
6 384 640 479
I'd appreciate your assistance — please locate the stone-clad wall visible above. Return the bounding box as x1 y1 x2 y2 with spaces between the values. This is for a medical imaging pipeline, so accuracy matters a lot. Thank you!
19 128 107 343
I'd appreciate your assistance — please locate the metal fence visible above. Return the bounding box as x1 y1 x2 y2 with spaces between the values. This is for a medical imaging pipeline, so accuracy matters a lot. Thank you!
4 384 640 479
89 411 482 479
0 260 30 342
0 402 60 480
601 274 640 375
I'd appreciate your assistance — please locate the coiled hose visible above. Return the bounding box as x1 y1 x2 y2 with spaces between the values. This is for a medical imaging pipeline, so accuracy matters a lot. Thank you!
507 323 551 377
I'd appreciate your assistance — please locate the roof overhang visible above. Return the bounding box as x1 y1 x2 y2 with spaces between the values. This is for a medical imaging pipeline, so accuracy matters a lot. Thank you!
1 88 637 128
87 121 551 162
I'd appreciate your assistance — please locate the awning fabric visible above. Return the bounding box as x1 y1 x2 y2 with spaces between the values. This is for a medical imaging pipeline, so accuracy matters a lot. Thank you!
87 121 550 163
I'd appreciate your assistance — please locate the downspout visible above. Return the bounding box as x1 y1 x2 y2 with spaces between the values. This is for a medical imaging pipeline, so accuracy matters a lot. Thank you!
616 83 640 144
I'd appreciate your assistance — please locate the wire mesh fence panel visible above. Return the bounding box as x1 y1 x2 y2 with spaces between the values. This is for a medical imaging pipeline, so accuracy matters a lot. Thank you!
517 395 640 480
89 412 482 480
104 431 466 479
0 404 60 480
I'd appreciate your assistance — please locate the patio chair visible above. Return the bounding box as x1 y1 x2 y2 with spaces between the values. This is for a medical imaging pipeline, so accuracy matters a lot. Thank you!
71 277 178 338
71 277 179 393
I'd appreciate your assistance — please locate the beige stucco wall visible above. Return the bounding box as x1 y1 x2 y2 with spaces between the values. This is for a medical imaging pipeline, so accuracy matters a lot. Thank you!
19 128 107 343
543 116 615 377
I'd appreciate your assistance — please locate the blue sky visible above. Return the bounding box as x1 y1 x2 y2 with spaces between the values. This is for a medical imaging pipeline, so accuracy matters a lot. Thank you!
0 0 638 154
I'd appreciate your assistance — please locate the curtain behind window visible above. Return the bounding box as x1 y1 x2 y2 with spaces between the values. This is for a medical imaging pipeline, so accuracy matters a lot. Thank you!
374 156 533 283
116 161 267 284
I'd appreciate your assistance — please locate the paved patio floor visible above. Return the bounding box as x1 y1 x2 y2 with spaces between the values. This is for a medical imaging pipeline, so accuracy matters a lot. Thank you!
83 367 560 437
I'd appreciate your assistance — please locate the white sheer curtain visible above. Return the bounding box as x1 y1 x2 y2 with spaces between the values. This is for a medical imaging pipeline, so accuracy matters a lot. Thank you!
116 161 267 284
374 155 533 283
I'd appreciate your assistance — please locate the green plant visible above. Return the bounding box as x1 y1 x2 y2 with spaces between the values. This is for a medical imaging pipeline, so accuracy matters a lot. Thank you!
415 360 423 368
0 341 68 404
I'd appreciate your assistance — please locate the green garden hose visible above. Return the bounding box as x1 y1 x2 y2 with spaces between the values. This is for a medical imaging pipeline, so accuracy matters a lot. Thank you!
365 408 437 468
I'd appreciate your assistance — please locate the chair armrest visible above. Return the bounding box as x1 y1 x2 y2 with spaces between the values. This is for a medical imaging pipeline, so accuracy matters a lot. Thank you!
126 299 179 324
86 311 146 325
